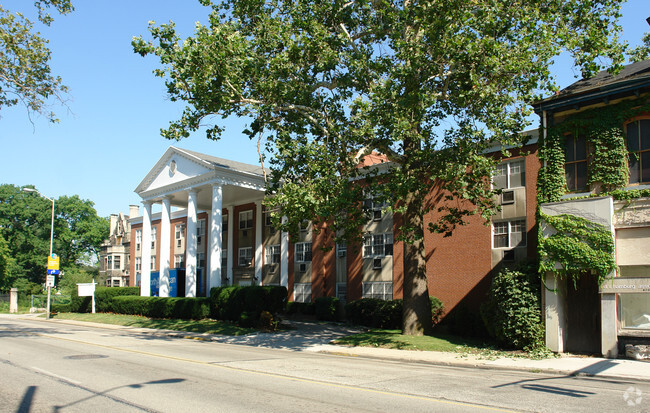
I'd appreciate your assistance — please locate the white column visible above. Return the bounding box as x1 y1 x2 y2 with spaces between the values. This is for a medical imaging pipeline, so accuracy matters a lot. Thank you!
280 215 289 288
254 200 263 285
159 196 171 297
140 201 152 296
226 207 234 285
209 184 223 290
185 190 198 297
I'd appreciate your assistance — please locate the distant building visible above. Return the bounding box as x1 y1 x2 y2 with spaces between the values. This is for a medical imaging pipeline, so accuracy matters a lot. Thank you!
99 206 138 287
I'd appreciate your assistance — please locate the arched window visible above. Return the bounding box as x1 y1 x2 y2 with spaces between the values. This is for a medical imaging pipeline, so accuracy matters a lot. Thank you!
626 119 650 184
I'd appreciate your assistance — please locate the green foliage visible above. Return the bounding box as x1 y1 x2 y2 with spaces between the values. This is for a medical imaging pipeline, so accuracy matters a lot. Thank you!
285 301 315 316
0 1 73 122
538 99 650 203
0 235 16 292
345 297 444 330
94 286 139 312
430 296 444 326
0 184 109 286
481 264 544 351
628 32 650 63
210 286 288 321
538 212 616 286
110 296 210 319
56 265 94 295
314 296 340 321
135 0 625 334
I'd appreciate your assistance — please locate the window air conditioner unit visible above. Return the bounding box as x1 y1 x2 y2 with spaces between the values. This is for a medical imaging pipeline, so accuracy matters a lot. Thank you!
337 250 346 258
501 190 515 205
299 263 307 273
373 258 382 270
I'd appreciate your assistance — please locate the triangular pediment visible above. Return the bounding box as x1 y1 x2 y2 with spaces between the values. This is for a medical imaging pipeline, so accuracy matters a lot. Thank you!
135 147 213 195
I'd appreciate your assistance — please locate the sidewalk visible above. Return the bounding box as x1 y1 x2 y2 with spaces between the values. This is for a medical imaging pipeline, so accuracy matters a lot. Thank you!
14 314 650 383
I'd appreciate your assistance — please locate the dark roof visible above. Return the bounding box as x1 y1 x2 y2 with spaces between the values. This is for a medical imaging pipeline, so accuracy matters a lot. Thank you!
180 148 266 176
535 59 650 111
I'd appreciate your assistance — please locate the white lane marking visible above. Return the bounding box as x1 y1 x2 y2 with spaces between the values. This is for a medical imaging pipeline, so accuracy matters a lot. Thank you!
32 367 82 385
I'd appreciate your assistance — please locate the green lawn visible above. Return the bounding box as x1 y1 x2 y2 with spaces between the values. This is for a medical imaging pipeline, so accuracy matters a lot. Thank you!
333 329 555 359
333 329 493 352
51 312 255 336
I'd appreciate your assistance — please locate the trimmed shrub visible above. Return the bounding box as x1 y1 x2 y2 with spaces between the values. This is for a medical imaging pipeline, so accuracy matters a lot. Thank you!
110 296 210 319
210 286 288 321
373 299 402 329
314 297 340 321
95 287 140 312
239 311 259 327
285 301 315 315
481 264 544 350
346 296 444 330
345 298 383 327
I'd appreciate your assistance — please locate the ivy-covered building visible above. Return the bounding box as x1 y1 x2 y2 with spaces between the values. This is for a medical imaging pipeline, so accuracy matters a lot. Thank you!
535 59 650 357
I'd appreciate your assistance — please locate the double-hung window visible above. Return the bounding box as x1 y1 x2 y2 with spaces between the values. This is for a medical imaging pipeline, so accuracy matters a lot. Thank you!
175 223 185 247
238 247 253 267
564 134 588 192
113 256 121 270
151 226 157 249
294 283 312 303
239 210 253 230
363 233 393 258
135 229 142 251
150 255 157 270
174 254 185 268
135 257 142 272
295 242 312 262
362 282 393 300
493 220 526 249
493 159 525 190
626 119 650 184
265 244 281 265
197 219 205 245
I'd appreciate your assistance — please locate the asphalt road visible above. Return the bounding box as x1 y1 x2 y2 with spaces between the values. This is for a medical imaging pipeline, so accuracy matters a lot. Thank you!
0 316 648 413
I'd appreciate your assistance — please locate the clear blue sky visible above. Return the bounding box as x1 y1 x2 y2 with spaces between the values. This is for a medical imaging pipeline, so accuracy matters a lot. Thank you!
1 0 649 218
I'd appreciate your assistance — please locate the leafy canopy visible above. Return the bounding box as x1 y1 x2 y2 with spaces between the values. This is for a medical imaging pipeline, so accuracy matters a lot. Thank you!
0 1 72 123
134 0 625 241
0 184 108 287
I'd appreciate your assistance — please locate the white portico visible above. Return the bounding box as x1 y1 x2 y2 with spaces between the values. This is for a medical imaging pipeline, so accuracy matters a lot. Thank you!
132 147 288 297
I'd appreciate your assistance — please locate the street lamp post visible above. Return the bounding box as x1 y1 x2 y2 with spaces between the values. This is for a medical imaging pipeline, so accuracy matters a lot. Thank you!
22 187 55 319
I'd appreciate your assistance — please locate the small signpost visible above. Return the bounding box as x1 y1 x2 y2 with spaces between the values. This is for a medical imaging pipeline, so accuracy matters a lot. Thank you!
45 254 59 318
77 281 97 313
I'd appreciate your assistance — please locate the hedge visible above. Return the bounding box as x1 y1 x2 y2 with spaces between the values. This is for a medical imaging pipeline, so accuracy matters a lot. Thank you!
345 297 445 330
314 297 340 321
209 286 288 321
110 296 210 319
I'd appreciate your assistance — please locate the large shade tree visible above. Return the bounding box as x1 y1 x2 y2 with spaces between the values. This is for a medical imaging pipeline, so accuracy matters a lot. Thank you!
0 0 72 122
134 0 625 334
0 184 108 287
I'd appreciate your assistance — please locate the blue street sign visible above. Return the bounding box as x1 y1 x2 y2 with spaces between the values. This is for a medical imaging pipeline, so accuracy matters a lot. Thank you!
47 269 60 275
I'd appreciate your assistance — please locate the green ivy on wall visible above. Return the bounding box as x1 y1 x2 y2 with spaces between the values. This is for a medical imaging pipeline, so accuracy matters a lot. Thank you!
538 212 616 286
537 97 650 203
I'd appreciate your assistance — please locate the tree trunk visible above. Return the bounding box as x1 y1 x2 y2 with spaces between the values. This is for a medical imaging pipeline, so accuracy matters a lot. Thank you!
401 190 433 336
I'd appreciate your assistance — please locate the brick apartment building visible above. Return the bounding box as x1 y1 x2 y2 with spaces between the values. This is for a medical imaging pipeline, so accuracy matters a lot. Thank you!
127 138 540 324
